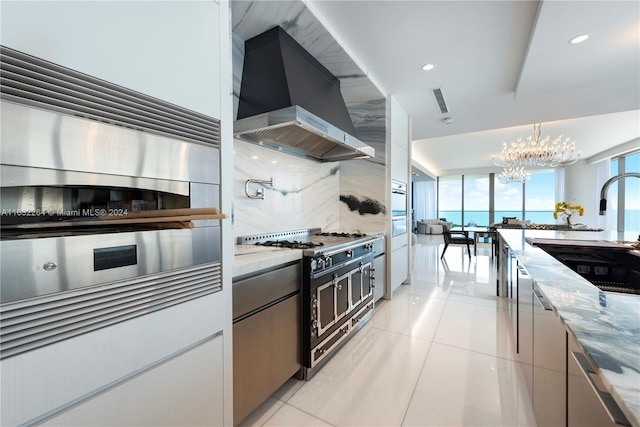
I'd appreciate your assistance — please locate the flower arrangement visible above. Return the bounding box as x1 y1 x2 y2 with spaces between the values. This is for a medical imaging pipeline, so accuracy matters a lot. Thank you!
553 201 584 226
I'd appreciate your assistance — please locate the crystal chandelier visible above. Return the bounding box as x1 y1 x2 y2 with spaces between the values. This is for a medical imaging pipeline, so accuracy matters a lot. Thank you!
497 166 531 184
494 123 580 184
493 123 580 168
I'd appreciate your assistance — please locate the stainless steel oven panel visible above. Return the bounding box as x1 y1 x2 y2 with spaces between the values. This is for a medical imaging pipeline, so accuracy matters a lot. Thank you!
1 101 219 185
391 180 407 218
392 217 407 237
0 227 220 304
190 182 221 228
1 164 191 195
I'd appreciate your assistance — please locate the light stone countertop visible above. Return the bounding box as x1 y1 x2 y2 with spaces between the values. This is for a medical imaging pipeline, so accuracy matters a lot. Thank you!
499 229 640 426
233 244 303 279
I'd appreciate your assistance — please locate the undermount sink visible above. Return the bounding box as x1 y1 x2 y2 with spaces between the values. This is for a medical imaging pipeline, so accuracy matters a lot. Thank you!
531 240 640 294
525 237 637 250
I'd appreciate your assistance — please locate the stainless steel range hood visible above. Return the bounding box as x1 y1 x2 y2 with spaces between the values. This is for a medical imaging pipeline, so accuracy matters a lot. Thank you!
234 26 374 162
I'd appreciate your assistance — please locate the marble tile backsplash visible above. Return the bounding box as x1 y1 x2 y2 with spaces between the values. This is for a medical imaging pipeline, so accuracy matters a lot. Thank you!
233 140 340 239
233 141 386 238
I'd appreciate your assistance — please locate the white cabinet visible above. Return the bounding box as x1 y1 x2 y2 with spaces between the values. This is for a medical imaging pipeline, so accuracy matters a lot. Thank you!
568 334 628 427
0 1 222 118
42 335 225 427
387 96 411 296
514 262 533 399
0 2 233 425
1 292 226 426
389 97 410 184
532 284 566 427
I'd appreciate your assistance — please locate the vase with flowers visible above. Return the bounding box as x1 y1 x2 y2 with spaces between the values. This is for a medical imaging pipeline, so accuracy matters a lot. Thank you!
553 201 584 228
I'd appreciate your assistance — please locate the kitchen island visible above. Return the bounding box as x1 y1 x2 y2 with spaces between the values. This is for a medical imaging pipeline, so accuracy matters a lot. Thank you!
498 229 640 426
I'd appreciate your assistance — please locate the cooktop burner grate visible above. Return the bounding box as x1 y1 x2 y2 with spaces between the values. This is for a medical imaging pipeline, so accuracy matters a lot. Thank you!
315 232 367 238
256 240 324 249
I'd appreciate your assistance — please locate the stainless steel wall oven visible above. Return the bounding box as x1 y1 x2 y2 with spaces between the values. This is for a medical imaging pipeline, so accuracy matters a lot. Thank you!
0 46 222 359
391 180 408 237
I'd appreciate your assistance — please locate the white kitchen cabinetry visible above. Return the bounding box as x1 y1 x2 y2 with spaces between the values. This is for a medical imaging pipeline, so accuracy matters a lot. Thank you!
0 1 222 119
387 96 411 297
41 335 224 427
568 333 627 426
1 292 226 426
514 262 534 399
532 283 566 427
0 2 233 425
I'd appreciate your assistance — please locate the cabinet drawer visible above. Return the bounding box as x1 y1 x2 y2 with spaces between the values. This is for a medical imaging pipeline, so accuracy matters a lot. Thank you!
233 262 300 319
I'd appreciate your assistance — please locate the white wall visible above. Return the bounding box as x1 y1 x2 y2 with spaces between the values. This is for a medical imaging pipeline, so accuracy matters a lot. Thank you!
233 140 341 238
1 1 222 119
387 96 411 295
564 160 610 229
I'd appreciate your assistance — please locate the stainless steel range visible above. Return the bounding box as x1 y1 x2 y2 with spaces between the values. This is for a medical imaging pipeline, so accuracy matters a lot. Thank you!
239 229 381 379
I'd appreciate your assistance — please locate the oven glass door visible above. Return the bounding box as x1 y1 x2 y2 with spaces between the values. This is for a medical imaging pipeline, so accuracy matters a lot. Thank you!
391 191 407 217
350 262 373 307
315 272 351 336
392 217 407 237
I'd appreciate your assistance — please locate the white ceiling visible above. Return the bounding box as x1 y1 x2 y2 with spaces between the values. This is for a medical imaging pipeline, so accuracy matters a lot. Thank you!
307 0 640 176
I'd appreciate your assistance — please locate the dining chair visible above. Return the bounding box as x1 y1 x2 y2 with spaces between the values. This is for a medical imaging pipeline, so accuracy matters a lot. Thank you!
441 229 473 259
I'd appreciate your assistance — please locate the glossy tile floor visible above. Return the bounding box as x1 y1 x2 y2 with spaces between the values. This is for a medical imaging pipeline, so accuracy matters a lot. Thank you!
239 234 537 427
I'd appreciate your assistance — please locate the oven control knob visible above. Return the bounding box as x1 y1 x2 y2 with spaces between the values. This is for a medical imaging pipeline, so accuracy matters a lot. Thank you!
310 259 317 271
325 256 332 268
317 258 325 270
346 250 353 258
311 298 317 307
312 320 318 328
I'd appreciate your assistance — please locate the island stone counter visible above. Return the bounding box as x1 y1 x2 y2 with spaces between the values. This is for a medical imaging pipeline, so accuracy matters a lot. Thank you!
498 229 640 426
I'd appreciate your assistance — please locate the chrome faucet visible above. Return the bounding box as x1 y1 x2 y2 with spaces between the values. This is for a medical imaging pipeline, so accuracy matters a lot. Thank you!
599 172 640 215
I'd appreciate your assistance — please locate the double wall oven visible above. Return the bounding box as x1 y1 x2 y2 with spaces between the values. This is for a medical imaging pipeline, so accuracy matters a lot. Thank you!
391 179 408 237
0 46 222 360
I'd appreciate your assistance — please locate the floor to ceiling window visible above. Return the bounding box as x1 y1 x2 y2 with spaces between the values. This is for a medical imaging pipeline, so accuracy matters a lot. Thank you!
463 174 489 226
438 175 462 226
494 175 523 223
610 150 640 231
524 170 555 224
438 170 556 227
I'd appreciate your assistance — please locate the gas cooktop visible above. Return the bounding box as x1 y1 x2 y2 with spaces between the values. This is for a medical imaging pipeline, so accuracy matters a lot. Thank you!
238 229 380 257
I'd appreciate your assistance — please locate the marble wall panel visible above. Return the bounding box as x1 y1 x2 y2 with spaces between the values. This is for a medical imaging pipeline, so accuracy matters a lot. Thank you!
347 98 387 166
338 160 386 234
233 140 340 238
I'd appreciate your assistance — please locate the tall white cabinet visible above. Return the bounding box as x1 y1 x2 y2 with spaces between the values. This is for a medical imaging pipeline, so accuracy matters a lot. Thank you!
0 2 233 426
386 96 412 297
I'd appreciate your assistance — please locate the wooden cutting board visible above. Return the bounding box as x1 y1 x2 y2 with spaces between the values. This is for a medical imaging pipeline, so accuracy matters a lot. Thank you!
98 207 220 220
16 209 226 229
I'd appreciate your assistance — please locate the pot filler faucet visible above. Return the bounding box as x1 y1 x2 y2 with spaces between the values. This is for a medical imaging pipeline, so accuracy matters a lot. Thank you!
599 172 640 215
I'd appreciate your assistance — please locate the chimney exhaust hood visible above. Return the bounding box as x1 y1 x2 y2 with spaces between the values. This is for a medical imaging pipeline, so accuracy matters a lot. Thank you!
234 26 374 162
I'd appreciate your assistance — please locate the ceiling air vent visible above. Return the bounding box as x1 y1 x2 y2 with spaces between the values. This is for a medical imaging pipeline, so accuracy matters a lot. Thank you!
431 88 449 114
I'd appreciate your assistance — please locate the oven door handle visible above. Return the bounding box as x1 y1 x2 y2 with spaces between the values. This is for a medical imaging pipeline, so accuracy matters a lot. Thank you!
320 238 380 258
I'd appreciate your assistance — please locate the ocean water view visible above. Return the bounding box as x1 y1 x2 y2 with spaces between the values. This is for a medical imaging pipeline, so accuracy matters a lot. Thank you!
439 210 640 230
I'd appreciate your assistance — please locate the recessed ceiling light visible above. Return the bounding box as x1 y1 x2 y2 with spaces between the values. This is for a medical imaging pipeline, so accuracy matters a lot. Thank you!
422 63 435 71
569 34 591 44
